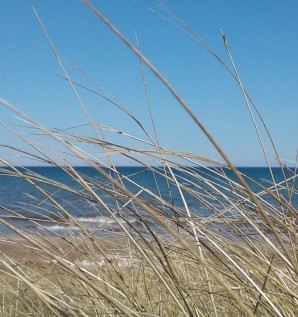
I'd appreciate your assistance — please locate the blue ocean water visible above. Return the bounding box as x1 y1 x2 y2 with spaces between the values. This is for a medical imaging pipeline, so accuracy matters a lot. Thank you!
0 166 297 235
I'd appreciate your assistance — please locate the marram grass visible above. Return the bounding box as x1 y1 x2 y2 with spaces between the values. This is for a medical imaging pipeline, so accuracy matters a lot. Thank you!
0 1 297 316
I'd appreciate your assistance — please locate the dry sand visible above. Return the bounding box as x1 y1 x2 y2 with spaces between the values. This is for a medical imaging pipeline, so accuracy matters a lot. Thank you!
0 234 128 268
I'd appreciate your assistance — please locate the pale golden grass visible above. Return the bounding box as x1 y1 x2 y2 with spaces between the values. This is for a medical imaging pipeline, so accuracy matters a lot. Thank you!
0 1 297 316
0 227 297 316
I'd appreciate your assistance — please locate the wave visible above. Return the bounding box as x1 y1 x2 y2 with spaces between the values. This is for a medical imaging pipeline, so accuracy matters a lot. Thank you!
44 224 81 232
75 216 136 225
75 255 140 269
0 214 136 224
37 215 137 235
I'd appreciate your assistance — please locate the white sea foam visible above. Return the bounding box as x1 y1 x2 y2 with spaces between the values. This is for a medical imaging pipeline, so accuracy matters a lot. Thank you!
43 216 136 233
46 224 80 231
76 216 136 225
75 255 140 269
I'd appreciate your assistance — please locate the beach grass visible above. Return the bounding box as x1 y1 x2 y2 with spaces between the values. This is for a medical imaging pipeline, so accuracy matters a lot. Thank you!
0 1 297 316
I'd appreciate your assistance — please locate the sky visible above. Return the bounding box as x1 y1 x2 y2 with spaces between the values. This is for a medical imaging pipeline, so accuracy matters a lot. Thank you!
0 0 297 167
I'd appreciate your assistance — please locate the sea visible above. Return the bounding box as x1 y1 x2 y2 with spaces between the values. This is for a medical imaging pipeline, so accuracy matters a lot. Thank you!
0 166 297 236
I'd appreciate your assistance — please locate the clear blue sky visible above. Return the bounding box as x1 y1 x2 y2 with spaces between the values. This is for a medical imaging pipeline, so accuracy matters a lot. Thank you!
0 0 297 166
